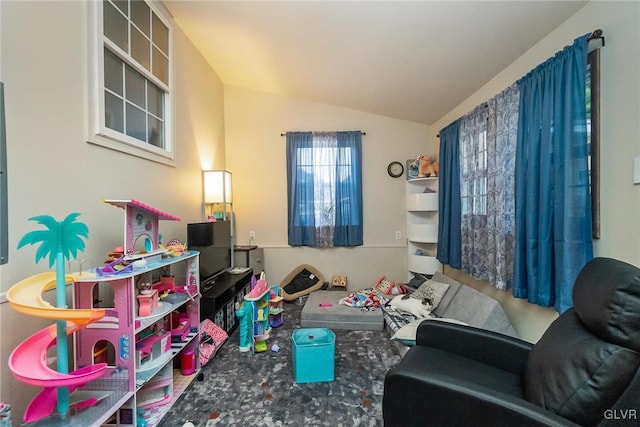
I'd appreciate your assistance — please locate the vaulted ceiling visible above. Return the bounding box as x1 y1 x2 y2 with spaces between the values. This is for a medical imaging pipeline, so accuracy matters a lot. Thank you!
164 1 588 125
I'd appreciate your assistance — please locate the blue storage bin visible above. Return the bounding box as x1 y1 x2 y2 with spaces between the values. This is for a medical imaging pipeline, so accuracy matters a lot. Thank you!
292 328 335 383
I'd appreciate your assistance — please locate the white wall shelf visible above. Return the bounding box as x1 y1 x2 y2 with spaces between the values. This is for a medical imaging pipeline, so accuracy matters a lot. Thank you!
406 178 441 277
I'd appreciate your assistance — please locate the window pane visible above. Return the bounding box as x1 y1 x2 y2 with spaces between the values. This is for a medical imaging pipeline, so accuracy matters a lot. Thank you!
152 13 169 55
131 27 150 71
152 46 168 85
104 49 123 96
105 92 124 133
147 82 163 118
111 0 128 16
131 0 150 37
147 115 164 148
104 1 128 52
126 102 146 142
125 66 145 108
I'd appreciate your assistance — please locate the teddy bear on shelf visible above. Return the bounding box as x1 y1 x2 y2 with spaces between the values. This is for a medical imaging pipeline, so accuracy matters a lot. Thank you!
418 155 439 177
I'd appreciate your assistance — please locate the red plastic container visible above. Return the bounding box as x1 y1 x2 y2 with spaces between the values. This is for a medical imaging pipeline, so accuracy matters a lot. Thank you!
181 348 196 375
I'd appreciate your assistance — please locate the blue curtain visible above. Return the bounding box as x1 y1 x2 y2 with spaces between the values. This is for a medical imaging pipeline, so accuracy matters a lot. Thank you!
513 35 593 313
286 131 363 247
437 120 462 269
334 131 363 246
286 132 316 246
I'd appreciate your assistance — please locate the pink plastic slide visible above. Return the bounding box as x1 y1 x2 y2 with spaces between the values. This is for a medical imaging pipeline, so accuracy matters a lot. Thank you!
7 272 107 423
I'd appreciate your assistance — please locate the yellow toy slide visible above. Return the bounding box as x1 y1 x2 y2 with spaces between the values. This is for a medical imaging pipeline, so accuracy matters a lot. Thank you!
7 272 107 423
7 271 104 324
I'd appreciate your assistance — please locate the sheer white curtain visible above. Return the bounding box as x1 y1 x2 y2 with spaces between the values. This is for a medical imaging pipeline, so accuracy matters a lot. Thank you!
459 84 519 290
312 132 337 246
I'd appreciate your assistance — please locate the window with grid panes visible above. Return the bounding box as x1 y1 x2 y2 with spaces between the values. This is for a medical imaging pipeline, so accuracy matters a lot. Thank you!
460 130 488 216
89 0 173 163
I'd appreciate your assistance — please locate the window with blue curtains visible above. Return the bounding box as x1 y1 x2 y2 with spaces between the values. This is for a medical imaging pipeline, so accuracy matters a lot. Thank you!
286 131 363 247
437 34 593 313
513 35 593 313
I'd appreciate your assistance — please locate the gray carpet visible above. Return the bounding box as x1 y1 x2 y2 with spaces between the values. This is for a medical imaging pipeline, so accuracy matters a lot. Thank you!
158 302 401 427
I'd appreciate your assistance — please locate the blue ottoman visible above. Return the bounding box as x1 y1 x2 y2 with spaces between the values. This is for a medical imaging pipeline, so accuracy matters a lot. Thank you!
292 328 335 383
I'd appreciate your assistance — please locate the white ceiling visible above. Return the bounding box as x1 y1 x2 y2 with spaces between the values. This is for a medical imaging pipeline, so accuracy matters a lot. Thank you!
163 1 588 125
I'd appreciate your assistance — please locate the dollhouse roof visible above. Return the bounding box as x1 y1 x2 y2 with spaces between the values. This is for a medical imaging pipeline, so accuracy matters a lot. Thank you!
103 199 180 221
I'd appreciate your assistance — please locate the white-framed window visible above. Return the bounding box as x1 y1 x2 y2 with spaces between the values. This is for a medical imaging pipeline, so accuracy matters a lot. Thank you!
88 0 174 165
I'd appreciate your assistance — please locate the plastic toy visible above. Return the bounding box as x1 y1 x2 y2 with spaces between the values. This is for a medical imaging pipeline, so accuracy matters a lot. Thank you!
8 202 193 425
240 272 272 353
247 277 269 300
373 275 396 295
9 213 105 422
137 289 159 317
96 255 134 276
268 286 284 328
102 199 180 260
254 341 268 352
331 275 347 288
235 301 253 352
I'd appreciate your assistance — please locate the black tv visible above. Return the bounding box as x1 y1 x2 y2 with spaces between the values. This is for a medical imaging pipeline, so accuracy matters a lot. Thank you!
187 221 232 285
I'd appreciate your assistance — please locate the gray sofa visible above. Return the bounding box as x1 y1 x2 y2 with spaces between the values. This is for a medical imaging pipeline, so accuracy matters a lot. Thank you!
428 271 517 337
385 272 517 356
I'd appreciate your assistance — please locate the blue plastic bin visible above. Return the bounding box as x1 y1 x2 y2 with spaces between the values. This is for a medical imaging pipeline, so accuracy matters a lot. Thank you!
292 328 335 383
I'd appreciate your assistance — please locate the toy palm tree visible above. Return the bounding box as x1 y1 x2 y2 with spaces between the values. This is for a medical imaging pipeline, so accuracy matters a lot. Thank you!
17 213 89 419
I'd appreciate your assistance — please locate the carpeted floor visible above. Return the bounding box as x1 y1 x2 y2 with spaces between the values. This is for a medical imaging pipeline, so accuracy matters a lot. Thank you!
158 302 401 427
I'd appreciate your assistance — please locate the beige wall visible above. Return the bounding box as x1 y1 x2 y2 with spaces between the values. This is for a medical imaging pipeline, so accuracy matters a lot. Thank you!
224 86 432 285
0 0 225 418
430 1 640 343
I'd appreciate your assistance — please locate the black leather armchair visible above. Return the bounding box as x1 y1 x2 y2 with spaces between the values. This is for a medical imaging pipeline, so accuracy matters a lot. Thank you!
383 257 640 427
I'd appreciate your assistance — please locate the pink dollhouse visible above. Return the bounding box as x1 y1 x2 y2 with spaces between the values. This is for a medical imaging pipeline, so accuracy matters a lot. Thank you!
103 199 180 259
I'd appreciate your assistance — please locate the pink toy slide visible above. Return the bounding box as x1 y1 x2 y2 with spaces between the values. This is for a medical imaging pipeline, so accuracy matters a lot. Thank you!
7 273 107 423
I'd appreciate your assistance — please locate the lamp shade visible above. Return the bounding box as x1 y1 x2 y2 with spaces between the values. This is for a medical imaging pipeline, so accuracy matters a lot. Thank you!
203 170 232 204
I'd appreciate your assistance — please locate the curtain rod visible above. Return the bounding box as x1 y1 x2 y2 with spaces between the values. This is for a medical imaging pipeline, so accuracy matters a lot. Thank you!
436 29 605 139
588 29 605 47
281 131 366 136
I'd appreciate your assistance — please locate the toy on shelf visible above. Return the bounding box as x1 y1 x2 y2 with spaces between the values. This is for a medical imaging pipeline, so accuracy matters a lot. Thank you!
268 286 284 328
417 155 439 177
137 290 159 317
103 199 180 261
164 238 185 257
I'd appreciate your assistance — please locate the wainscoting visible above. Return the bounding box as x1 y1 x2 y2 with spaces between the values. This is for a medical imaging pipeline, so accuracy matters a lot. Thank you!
263 246 407 290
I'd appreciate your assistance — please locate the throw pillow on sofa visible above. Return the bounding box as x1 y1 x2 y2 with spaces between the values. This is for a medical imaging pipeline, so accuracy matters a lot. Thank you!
411 278 450 309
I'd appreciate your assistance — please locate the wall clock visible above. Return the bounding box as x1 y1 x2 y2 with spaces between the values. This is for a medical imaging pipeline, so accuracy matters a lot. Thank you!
387 161 404 178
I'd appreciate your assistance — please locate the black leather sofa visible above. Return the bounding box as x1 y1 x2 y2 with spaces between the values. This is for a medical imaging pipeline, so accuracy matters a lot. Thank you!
383 257 640 426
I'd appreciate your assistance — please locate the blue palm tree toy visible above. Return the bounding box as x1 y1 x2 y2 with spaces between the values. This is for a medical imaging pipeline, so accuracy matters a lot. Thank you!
17 213 89 419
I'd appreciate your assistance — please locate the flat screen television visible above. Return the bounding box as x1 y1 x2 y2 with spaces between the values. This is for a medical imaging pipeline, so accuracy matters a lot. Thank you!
187 221 232 286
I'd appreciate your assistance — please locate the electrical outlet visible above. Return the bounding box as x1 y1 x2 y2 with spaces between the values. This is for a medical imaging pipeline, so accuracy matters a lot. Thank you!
395 231 402 240
249 231 256 240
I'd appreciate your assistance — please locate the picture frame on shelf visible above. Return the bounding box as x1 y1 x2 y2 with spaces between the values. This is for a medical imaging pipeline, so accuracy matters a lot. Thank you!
406 158 419 180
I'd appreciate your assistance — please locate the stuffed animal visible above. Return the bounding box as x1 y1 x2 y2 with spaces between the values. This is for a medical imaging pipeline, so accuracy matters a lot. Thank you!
418 155 439 177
